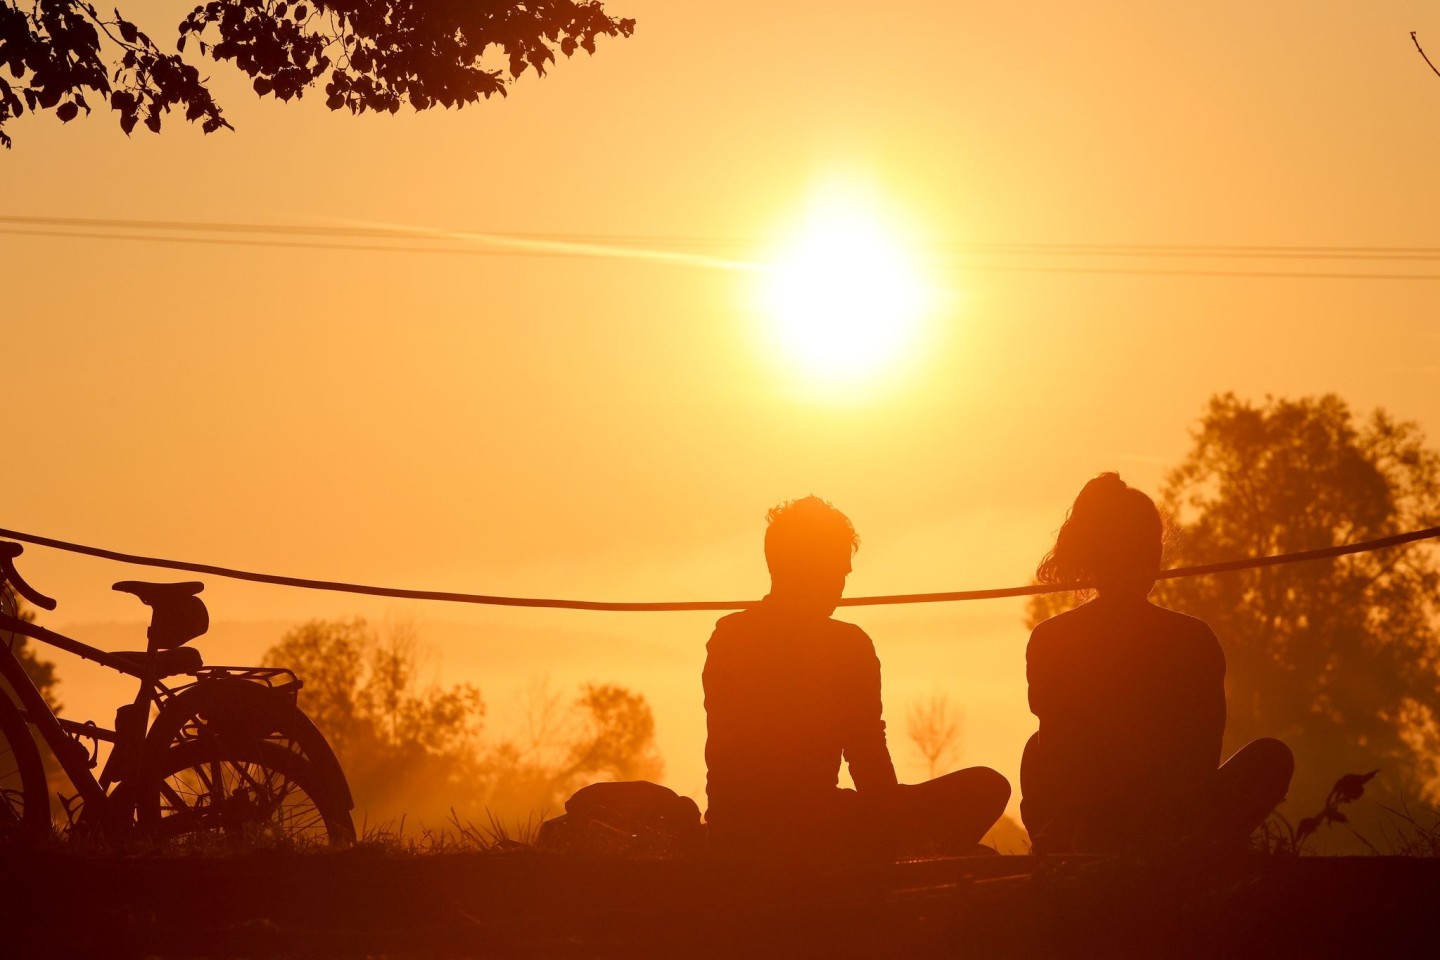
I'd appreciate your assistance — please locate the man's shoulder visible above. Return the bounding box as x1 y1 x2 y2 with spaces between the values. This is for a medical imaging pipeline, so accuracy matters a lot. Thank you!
707 610 751 654
826 615 871 639
709 608 870 643
708 607 781 648
712 609 751 633
824 618 877 661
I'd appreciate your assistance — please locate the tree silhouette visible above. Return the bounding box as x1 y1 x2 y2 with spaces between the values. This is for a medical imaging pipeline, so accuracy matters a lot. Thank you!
1028 394 1440 822
262 619 663 826
906 691 962 780
0 0 636 147
263 617 485 821
475 678 662 823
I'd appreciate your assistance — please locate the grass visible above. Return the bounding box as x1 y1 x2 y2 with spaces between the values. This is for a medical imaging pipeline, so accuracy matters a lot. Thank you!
348 808 548 856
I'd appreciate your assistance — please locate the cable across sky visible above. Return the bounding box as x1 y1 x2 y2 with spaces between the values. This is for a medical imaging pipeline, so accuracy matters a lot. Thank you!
1 525 1436 613
7 214 1440 281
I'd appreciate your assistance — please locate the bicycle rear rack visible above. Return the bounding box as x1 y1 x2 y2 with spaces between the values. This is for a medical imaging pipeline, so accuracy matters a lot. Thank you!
179 665 303 700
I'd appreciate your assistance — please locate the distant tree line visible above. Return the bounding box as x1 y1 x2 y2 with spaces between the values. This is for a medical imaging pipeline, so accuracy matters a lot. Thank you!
262 617 662 828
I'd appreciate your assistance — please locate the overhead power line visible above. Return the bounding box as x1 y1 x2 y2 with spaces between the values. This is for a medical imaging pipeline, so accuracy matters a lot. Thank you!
1 524 1436 613
6 214 1440 280
6 213 1440 256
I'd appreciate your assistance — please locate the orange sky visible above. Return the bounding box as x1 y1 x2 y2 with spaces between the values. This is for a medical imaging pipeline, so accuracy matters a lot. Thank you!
4 1 1440 818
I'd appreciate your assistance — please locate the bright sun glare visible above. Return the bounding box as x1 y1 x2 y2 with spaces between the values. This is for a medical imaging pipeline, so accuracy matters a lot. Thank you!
761 189 933 384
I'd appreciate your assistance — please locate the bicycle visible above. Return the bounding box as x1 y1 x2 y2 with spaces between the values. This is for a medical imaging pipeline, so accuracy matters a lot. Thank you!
0 540 355 846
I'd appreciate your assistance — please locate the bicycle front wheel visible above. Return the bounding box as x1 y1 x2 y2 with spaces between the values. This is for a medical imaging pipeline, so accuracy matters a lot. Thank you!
143 738 355 847
0 690 47 838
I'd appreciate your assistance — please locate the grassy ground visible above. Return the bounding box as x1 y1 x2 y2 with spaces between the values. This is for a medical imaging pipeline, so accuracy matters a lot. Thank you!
3 847 1439 959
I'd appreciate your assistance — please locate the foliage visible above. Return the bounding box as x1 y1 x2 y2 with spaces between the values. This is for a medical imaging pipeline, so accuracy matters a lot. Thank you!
475 677 663 823
1028 394 1440 822
263 618 662 826
264 617 484 821
906 691 962 780
0 0 636 147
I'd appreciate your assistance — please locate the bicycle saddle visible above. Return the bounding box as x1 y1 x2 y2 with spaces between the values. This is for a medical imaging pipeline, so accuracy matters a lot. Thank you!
113 581 209 650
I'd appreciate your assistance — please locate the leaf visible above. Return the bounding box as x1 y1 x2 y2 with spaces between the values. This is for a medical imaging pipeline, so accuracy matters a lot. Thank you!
253 76 272 96
119 20 138 44
1330 770 1379 804
56 101 78 123
295 4 307 20
177 36 186 53
119 111 137 135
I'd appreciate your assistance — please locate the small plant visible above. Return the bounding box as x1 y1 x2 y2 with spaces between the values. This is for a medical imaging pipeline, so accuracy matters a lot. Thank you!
1253 770 1379 855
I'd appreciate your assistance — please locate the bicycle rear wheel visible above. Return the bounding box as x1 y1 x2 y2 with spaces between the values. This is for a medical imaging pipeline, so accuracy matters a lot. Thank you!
0 690 47 837
144 738 355 847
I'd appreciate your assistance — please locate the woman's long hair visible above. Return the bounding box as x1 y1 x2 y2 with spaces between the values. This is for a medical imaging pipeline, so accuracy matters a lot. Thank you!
1036 473 1168 591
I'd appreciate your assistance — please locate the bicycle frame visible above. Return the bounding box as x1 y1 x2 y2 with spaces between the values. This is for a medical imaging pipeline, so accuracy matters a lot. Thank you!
0 611 257 827
0 541 355 843
2 613 147 813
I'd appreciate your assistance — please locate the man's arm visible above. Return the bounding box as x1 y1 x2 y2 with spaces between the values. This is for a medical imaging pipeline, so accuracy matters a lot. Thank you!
1191 625 1227 769
842 627 898 791
702 626 740 794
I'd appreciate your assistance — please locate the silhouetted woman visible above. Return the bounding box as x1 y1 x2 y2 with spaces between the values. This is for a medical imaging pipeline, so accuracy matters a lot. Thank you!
1021 473 1293 854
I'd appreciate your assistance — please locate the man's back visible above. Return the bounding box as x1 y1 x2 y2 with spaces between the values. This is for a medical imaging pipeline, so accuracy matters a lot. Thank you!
703 600 896 839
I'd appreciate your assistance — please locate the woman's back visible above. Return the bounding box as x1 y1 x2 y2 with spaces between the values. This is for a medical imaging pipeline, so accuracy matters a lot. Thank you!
1020 473 1290 852
1023 597 1226 847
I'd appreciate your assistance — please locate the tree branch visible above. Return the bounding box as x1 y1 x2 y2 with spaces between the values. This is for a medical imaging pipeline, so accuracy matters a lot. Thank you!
1413 31 1440 79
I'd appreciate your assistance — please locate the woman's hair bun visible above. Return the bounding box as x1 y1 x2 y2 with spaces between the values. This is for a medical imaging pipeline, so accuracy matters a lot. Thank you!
1037 472 1165 590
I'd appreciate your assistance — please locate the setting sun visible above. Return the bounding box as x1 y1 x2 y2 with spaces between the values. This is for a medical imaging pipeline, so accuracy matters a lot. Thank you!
760 190 935 383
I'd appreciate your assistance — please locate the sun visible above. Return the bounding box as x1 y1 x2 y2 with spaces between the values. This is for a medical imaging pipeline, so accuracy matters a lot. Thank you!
760 190 934 384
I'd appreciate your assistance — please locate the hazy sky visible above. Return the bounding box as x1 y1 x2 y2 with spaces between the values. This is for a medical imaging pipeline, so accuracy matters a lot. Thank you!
4 1 1439 815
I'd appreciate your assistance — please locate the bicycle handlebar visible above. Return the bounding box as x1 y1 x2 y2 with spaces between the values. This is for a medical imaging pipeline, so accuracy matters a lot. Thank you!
0 541 57 611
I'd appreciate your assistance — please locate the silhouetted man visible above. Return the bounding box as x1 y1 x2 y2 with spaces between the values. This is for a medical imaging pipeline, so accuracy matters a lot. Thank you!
703 496 1010 856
